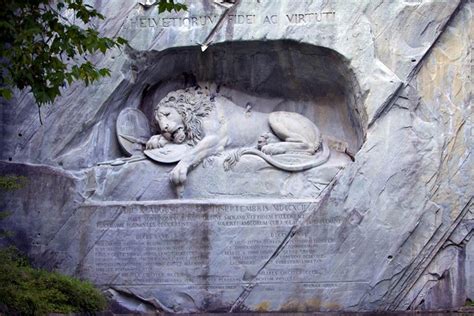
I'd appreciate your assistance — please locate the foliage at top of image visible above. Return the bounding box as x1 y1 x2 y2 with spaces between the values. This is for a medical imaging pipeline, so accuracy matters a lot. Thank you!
0 0 186 110
0 0 127 106
0 247 107 315
157 0 187 13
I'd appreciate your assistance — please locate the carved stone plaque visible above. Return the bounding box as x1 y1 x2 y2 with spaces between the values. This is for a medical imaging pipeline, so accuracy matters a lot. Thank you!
77 199 370 312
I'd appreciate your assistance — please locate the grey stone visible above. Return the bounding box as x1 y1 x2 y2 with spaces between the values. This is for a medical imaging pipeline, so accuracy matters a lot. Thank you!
0 0 473 313
466 237 474 302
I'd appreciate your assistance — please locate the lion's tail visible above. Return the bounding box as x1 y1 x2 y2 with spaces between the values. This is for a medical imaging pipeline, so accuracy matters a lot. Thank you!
223 149 245 171
223 142 331 172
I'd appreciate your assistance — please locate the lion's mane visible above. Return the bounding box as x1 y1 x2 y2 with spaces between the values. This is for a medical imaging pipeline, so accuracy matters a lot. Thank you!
154 88 215 145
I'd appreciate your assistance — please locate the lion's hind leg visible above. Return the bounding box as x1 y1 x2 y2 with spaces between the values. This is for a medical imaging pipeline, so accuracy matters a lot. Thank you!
263 111 320 155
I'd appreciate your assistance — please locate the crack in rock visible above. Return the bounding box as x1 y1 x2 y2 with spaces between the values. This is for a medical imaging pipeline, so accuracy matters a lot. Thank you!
229 171 342 312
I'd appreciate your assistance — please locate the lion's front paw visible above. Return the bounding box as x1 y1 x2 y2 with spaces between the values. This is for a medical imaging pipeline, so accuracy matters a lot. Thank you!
170 161 189 186
146 135 168 149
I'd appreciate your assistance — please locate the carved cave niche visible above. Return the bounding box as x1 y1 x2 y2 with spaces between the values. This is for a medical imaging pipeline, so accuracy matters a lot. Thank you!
136 40 366 154
123 40 367 199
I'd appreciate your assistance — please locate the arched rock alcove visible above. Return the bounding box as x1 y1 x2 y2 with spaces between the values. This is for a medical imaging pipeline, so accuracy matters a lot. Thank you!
103 40 367 199
132 40 366 154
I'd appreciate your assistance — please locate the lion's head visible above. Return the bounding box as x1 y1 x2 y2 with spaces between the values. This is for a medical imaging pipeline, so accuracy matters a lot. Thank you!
154 87 215 145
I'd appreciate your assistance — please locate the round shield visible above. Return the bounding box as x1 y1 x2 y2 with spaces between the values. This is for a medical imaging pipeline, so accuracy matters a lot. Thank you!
144 143 192 163
116 108 151 156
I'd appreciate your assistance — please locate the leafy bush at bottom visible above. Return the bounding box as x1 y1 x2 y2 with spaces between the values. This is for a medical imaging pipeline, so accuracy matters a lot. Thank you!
0 247 106 315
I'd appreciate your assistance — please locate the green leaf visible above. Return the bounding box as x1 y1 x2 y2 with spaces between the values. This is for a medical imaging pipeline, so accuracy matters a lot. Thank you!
0 0 186 108
0 88 13 100
98 68 110 76
157 0 186 12
116 37 128 45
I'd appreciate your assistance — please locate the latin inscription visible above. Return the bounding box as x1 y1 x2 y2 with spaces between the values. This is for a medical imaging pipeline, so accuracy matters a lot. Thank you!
129 11 336 29
85 202 343 286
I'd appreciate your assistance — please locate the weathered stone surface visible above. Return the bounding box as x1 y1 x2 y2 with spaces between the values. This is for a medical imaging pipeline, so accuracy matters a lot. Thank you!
0 161 86 270
0 0 472 313
467 237 474 302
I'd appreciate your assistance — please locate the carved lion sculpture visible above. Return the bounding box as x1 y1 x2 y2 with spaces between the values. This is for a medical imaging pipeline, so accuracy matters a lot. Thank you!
146 87 330 187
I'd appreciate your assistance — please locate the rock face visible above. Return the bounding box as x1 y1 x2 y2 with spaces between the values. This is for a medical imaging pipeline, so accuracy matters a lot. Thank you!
0 0 472 313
